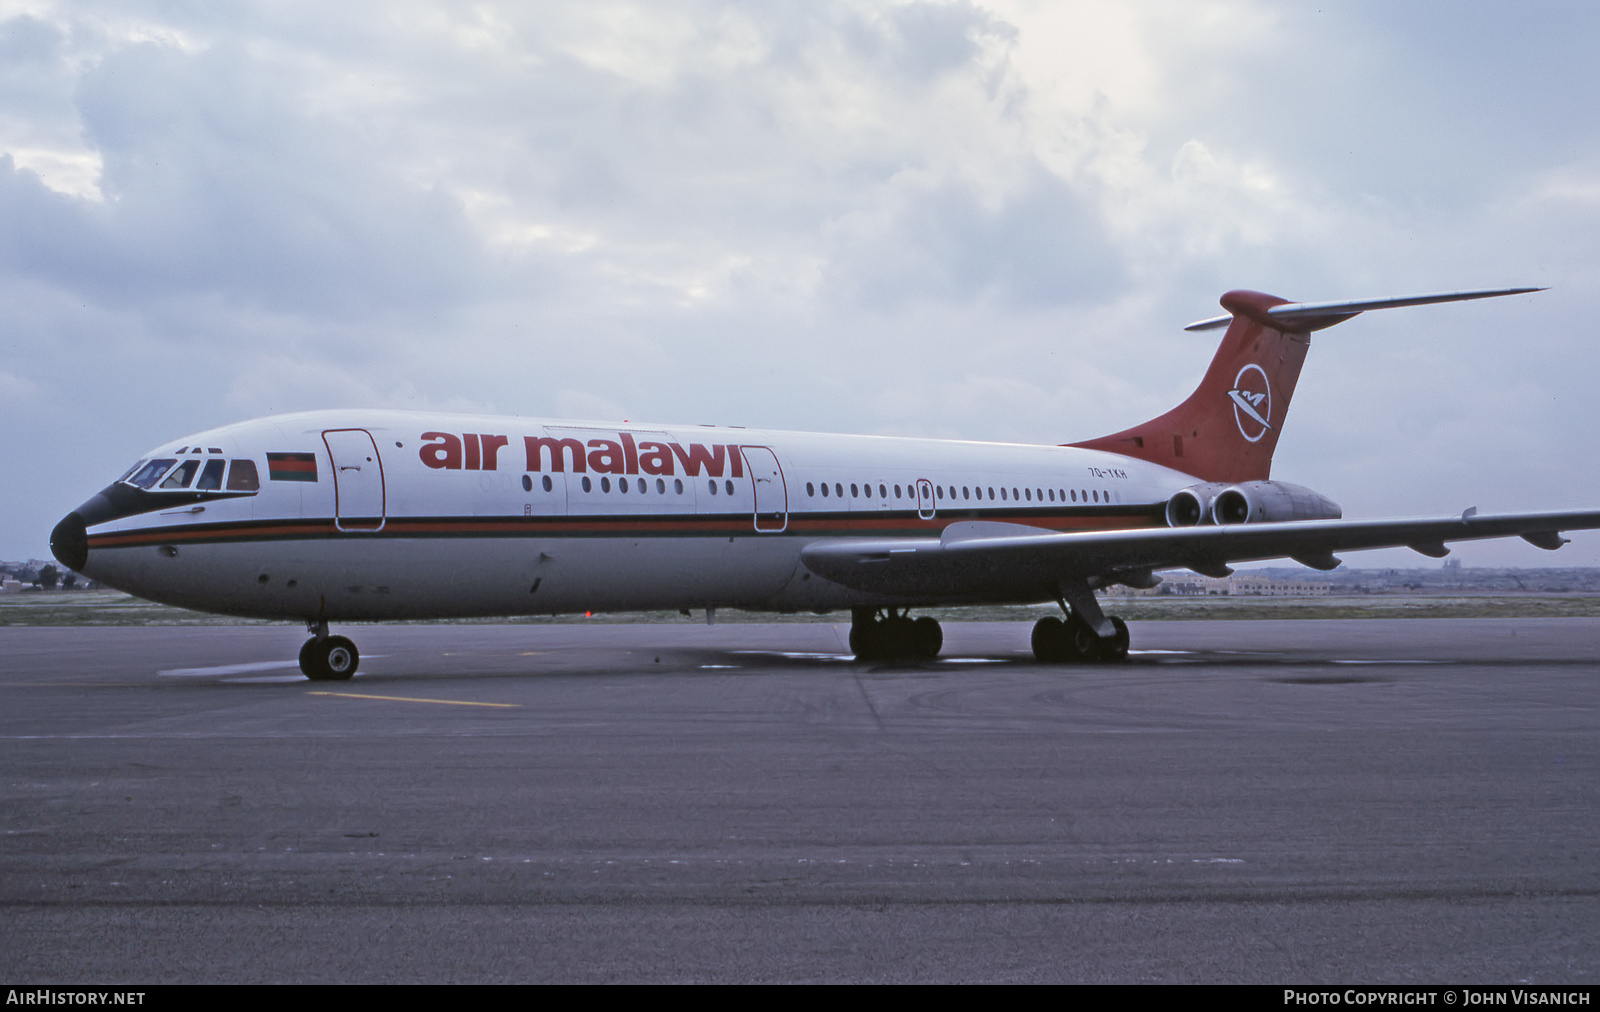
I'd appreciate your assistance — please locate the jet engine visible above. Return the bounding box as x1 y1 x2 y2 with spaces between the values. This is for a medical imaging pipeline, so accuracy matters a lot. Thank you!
1209 481 1342 525
1164 483 1230 527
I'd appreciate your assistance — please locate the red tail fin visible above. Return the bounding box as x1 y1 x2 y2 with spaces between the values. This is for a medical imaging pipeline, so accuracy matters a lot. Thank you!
1068 290 1312 483
1068 285 1543 483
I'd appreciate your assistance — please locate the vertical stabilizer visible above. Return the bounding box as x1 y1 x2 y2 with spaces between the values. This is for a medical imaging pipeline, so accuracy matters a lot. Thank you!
1068 285 1540 483
1068 290 1312 483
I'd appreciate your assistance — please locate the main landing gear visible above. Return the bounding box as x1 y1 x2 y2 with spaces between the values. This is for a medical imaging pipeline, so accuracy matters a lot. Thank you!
850 608 942 661
1030 578 1130 663
1031 614 1129 662
299 619 359 681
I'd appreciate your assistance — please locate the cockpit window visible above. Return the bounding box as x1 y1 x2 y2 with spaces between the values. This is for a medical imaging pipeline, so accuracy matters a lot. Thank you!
159 460 201 489
128 459 177 489
196 459 226 491
116 460 146 483
226 459 260 491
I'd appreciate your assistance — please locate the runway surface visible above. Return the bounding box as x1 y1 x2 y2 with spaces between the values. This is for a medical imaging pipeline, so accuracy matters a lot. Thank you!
3 618 1598 983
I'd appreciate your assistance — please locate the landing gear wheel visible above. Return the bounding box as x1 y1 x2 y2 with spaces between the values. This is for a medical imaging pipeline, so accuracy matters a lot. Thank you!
1032 616 1067 662
300 635 359 681
1032 615 1090 662
912 616 943 659
1033 614 1127 663
851 610 942 661
1092 617 1130 661
884 615 915 657
1063 614 1099 660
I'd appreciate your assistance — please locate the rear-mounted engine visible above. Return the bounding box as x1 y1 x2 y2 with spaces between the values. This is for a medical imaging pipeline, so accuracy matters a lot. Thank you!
1211 481 1342 524
1164 482 1229 526
1167 480 1341 526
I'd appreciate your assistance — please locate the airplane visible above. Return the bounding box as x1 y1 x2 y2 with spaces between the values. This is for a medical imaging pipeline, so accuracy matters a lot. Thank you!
49 286 1600 680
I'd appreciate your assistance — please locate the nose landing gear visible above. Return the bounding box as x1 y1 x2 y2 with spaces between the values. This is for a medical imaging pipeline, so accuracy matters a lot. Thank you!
299 619 359 680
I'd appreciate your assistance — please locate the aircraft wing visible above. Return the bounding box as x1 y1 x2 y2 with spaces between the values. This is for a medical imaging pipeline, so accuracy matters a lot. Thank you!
798 509 1600 600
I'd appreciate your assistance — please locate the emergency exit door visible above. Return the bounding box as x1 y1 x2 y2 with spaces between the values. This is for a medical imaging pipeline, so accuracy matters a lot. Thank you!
740 446 788 532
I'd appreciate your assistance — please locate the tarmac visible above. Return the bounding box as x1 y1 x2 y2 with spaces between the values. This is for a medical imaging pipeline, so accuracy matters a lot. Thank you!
3 617 1597 983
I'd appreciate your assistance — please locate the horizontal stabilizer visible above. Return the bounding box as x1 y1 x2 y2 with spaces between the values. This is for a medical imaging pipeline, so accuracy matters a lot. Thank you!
1183 287 1545 332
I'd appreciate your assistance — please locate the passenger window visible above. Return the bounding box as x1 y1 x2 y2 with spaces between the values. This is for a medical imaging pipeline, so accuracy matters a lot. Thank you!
657 478 666 493
851 483 859 497
619 478 629 493
708 479 717 494
894 485 901 499
725 480 734 495
807 482 815 497
196 459 225 491
543 475 553 492
1000 487 1007 501
582 477 593 492
226 459 260 492
601 477 611 493
160 460 200 489
879 484 887 498
131 459 177 489
1024 488 1032 501
674 479 683 494
835 483 843 498
963 487 970 500
935 486 943 500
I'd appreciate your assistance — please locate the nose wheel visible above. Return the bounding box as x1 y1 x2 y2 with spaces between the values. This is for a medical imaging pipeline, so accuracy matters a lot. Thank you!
300 634 359 681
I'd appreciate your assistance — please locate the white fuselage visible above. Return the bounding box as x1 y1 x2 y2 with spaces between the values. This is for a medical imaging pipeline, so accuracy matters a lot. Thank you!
73 409 1201 621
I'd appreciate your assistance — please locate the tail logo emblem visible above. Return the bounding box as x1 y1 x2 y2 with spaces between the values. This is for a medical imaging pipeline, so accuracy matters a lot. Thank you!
1228 364 1272 443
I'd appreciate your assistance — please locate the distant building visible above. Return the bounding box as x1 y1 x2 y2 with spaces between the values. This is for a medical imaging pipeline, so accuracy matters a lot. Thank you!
1228 573 1330 596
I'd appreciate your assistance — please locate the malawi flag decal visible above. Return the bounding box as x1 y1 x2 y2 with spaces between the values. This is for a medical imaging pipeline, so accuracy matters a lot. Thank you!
266 452 319 482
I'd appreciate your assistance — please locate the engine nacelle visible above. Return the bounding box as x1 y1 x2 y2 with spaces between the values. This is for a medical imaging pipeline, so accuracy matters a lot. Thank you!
1165 482 1231 527
1210 481 1342 524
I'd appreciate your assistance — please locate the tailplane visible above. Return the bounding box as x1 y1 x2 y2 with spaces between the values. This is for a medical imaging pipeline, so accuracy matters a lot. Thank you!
1068 286 1542 483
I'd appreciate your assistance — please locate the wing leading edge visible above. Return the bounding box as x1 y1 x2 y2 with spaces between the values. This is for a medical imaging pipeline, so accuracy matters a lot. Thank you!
799 509 1600 603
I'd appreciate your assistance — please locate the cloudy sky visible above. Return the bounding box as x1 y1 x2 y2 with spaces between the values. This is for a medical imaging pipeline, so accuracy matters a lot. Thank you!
4 0 1600 566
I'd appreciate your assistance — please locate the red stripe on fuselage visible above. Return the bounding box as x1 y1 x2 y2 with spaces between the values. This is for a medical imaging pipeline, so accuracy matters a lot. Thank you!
84 510 1164 550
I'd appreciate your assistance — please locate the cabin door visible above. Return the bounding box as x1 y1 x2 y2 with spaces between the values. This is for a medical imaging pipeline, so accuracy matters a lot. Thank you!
740 446 788 532
322 428 386 531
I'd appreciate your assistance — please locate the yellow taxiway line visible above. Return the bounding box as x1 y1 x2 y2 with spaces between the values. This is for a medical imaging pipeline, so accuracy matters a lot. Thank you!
306 691 520 708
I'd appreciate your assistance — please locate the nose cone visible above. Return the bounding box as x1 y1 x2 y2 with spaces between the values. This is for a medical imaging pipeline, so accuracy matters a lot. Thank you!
50 512 88 572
